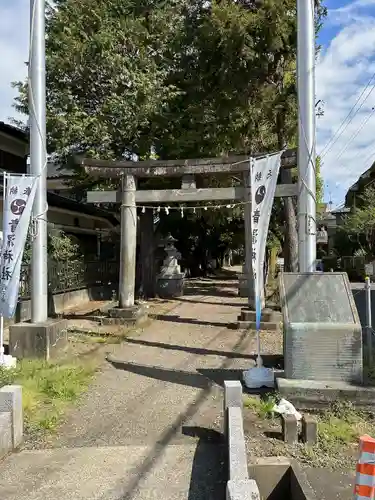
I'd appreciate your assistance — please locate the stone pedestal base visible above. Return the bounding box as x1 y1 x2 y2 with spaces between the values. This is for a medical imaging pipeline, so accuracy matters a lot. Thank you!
229 308 281 331
156 274 185 298
101 304 148 326
238 273 251 298
9 319 68 360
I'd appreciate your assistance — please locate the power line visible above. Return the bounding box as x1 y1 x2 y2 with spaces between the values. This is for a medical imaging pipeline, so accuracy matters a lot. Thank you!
334 107 375 163
319 71 375 159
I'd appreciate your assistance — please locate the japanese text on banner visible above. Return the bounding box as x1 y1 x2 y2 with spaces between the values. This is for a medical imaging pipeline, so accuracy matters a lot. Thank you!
0 174 37 318
250 153 282 318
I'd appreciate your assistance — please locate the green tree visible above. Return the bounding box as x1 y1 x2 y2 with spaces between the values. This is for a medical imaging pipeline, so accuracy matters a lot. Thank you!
14 0 186 162
341 186 375 255
14 0 326 274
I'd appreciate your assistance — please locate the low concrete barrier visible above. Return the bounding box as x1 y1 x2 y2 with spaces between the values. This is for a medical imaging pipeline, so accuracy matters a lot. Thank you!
224 380 260 500
223 380 317 499
15 284 115 324
0 385 23 458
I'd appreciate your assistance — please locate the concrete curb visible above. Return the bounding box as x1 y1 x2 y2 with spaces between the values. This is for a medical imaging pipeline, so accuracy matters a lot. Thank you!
0 385 23 458
224 380 261 500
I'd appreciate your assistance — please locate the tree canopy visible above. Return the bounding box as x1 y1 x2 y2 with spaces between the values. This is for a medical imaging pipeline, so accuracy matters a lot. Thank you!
340 186 375 256
14 0 326 274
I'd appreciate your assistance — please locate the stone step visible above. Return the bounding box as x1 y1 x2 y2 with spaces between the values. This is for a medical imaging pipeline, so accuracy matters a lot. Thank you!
232 320 280 331
239 308 282 323
0 443 226 500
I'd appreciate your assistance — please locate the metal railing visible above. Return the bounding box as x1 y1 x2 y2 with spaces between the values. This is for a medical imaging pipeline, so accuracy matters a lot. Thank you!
19 260 119 299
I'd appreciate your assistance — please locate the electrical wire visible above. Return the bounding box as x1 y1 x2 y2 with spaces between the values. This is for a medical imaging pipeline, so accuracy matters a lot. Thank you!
334 107 375 164
319 71 375 160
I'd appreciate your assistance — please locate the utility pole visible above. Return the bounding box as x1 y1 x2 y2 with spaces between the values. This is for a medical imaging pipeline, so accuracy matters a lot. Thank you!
297 0 317 272
29 0 48 322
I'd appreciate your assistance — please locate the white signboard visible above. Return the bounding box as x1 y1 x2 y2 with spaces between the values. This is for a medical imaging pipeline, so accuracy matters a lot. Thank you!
316 227 328 244
251 152 282 328
0 174 37 318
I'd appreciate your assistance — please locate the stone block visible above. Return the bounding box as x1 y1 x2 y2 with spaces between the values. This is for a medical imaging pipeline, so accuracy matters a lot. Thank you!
9 319 67 360
102 304 148 326
224 380 243 437
228 406 248 480
280 272 363 383
156 276 184 298
281 413 298 444
230 320 280 331
226 479 260 500
0 385 23 448
0 412 12 458
240 308 281 323
301 414 317 445
224 380 243 410
276 377 375 411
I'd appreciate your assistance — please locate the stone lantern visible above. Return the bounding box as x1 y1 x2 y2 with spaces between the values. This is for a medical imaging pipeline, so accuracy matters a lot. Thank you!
156 233 185 298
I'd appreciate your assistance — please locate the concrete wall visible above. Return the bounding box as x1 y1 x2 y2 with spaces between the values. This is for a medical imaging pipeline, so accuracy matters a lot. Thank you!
224 381 261 500
10 284 116 325
223 380 317 500
0 386 23 459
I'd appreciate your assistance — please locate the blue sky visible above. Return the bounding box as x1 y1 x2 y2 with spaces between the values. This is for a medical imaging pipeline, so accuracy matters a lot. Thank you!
0 1 375 208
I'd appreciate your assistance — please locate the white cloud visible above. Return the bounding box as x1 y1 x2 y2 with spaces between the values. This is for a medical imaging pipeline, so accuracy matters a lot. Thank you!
317 3 375 206
0 1 29 124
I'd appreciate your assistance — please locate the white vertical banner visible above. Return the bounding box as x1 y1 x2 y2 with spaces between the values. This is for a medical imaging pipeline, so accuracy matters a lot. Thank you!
251 152 283 330
0 174 38 319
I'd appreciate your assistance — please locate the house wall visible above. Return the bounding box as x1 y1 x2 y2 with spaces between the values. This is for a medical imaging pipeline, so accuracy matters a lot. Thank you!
0 198 112 233
0 131 28 159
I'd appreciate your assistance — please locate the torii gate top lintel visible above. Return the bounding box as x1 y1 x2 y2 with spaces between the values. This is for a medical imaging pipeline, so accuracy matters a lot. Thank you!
80 148 297 311
79 148 296 179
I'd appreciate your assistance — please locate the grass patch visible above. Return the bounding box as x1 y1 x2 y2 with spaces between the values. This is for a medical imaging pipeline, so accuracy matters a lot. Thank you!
244 394 277 419
0 358 98 436
299 401 375 469
68 330 123 344
318 401 372 446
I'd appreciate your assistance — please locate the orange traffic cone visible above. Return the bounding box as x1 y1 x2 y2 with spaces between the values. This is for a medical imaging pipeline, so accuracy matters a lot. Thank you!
354 435 375 499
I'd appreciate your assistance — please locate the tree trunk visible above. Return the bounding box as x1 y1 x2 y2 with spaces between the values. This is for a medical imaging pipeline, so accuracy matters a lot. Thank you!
281 168 299 272
139 210 156 298
277 116 298 272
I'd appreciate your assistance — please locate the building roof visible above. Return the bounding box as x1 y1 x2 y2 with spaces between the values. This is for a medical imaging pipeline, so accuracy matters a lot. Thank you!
0 122 28 143
346 161 375 206
46 192 119 226
47 162 74 179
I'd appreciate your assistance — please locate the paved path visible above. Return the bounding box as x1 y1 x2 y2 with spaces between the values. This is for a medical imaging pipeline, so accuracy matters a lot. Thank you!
0 276 255 500
0 274 355 499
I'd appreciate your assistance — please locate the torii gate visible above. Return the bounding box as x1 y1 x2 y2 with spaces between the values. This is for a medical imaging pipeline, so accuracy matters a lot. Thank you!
81 149 297 323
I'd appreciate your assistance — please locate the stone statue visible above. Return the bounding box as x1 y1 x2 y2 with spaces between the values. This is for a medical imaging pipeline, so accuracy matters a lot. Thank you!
156 233 185 298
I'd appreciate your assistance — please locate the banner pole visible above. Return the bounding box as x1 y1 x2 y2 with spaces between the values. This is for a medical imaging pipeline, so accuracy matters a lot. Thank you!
297 0 317 272
29 0 48 322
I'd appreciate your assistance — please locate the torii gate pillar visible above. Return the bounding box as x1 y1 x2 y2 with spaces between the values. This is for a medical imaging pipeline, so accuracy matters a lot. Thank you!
119 174 137 308
104 174 147 326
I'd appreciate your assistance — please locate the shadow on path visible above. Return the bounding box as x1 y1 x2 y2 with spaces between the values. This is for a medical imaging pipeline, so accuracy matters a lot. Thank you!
149 314 230 328
107 357 210 390
176 297 244 307
107 355 283 392
125 338 254 360
183 427 226 500
107 330 250 500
